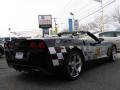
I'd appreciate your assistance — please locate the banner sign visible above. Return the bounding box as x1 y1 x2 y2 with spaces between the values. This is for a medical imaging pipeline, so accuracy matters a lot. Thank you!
68 19 73 32
74 19 79 31
38 15 52 28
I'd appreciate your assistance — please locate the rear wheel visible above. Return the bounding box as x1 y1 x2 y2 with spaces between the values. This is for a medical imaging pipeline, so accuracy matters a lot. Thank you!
64 50 83 80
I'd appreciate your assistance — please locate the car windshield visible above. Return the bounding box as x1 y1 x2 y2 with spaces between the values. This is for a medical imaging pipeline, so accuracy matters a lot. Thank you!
99 32 114 37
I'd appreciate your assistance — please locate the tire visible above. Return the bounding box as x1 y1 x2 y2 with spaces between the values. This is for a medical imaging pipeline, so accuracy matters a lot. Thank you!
0 51 2 58
109 46 117 62
64 50 83 80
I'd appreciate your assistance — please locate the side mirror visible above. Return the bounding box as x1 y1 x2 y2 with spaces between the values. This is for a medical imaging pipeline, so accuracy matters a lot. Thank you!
98 38 104 43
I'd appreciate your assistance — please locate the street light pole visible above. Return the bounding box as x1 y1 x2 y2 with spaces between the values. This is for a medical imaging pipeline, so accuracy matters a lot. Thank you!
70 12 75 31
8 28 11 41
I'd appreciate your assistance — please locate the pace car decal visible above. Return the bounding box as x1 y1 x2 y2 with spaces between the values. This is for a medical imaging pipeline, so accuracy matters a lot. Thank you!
48 45 108 66
60 46 67 53
95 47 101 56
69 46 74 49
48 47 56 54
57 53 64 59
48 46 66 66
52 59 59 66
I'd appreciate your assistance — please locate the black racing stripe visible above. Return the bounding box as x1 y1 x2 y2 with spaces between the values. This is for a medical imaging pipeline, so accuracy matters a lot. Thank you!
62 52 67 57
58 59 63 65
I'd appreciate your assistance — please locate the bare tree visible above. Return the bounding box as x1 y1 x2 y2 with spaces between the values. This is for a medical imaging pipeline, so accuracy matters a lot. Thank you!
79 24 89 31
112 7 120 24
87 22 98 29
79 15 112 31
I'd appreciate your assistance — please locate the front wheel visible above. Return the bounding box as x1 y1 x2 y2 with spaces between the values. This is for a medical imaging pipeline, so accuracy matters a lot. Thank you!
109 46 117 62
64 50 83 80
0 51 2 58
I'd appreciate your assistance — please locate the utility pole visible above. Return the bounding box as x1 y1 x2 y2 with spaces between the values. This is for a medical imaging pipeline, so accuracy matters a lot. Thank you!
53 18 58 34
100 0 104 32
94 0 104 32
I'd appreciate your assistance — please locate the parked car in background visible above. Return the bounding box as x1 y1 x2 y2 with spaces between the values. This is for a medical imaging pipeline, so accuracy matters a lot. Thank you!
98 31 120 52
0 37 17 58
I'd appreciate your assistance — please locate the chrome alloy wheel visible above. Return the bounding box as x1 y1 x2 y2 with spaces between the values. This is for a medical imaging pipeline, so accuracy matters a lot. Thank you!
111 47 117 61
0 51 2 58
67 53 82 78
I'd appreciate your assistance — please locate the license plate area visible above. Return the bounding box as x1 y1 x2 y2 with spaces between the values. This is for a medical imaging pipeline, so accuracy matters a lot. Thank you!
15 52 23 59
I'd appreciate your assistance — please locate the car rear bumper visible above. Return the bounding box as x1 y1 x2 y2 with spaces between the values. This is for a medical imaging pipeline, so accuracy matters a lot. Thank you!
5 49 55 73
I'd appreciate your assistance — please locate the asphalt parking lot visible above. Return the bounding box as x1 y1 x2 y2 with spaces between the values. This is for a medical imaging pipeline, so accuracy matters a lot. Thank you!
0 54 120 90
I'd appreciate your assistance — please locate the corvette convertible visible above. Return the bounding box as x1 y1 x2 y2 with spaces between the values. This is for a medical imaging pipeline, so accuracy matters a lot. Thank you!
4 31 117 80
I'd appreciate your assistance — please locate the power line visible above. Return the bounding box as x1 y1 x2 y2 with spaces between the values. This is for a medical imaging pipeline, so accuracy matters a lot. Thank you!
58 0 74 14
79 0 116 21
75 4 101 17
59 0 98 16
76 0 115 17
74 1 92 13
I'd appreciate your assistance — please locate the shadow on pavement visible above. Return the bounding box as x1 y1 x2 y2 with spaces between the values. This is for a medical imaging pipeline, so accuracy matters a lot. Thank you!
15 58 116 83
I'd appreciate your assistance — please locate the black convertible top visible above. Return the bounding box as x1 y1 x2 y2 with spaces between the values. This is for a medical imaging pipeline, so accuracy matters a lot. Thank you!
58 30 99 42
58 31 87 37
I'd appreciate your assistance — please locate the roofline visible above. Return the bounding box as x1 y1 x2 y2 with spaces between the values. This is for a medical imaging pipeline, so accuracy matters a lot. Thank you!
100 30 120 33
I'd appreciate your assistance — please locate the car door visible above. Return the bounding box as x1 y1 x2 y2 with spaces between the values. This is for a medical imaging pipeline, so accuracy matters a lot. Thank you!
81 32 106 60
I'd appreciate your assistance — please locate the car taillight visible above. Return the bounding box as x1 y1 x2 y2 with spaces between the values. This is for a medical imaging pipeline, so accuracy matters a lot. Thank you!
29 41 46 49
29 42 37 49
38 42 45 49
4 42 14 49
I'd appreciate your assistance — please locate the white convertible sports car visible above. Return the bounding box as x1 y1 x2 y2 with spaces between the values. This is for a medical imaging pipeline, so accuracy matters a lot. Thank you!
4 31 117 80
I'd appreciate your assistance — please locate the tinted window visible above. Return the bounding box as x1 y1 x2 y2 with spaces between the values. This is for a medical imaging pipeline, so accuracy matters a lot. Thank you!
99 32 114 37
116 32 120 37
0 38 4 43
4 38 10 41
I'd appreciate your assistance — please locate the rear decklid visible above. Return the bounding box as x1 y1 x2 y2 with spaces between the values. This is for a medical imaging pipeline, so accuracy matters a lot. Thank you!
4 38 53 68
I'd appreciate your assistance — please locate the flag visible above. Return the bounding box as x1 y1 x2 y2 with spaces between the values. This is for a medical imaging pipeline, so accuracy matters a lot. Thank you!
8 28 11 31
70 12 74 15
